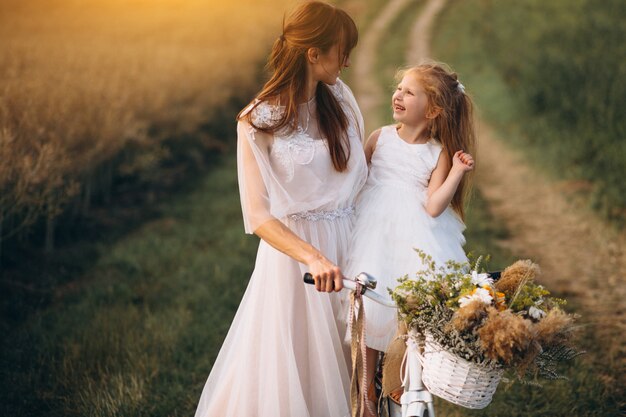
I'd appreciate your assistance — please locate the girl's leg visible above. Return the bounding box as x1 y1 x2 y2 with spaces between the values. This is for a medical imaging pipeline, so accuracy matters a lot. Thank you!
363 346 380 417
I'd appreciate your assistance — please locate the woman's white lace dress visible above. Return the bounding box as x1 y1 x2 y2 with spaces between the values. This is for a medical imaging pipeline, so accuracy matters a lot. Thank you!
194 80 367 417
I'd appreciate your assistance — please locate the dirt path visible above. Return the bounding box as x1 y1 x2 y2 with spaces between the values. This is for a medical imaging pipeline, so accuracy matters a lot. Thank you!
474 124 626 374
352 0 413 134
405 0 446 63
353 0 625 383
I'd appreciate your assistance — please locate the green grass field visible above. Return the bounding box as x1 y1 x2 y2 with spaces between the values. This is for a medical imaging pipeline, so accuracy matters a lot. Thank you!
1 156 260 416
1 1 622 416
432 0 626 227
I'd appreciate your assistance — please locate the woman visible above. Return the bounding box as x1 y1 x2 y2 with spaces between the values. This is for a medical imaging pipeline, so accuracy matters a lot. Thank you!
193 2 366 416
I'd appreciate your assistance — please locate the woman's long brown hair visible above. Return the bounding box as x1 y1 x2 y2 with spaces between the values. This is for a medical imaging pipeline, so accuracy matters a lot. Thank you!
398 62 477 220
237 1 358 172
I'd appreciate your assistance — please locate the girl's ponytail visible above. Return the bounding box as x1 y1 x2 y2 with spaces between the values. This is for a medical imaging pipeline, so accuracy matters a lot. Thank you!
402 62 476 220
447 85 476 220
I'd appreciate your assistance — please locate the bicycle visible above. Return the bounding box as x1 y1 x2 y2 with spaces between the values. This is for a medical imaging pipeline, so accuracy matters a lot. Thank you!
304 272 436 417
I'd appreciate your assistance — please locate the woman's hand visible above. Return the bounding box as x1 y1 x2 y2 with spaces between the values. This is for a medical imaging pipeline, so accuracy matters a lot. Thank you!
254 219 344 293
452 150 474 173
305 254 344 293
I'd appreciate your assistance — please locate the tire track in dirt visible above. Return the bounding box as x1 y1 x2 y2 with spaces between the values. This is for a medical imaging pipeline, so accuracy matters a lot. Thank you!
353 0 625 388
472 123 625 383
405 0 446 64
352 0 413 135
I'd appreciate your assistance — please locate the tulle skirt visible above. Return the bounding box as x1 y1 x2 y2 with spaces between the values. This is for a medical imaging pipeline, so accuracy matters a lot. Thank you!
345 182 467 352
194 214 354 417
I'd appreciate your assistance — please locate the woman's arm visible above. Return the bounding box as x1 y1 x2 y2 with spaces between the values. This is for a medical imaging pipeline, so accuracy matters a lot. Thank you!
425 150 474 217
238 120 343 292
254 220 343 292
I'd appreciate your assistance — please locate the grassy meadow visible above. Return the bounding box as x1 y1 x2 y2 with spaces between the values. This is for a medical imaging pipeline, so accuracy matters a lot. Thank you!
373 0 424 121
1 0 623 416
1 156 261 416
0 0 294 255
432 0 626 226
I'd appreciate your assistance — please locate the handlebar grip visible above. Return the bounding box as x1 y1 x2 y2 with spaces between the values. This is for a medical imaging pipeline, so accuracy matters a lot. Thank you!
303 272 337 290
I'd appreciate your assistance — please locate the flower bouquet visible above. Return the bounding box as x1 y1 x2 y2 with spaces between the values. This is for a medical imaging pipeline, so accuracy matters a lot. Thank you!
390 250 581 409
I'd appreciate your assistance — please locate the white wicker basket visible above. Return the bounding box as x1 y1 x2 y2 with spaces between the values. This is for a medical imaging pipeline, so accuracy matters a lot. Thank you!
418 333 503 409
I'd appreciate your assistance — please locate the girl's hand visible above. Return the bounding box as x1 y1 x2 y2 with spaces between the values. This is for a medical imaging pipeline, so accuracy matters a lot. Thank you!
452 150 474 173
306 255 344 293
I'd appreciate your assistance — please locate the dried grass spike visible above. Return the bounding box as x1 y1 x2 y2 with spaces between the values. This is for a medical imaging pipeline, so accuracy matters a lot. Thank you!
496 260 541 297
451 299 488 332
534 308 575 347
478 307 533 364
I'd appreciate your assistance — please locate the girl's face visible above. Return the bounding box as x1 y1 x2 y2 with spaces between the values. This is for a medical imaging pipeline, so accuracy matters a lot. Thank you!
310 43 351 85
391 73 430 125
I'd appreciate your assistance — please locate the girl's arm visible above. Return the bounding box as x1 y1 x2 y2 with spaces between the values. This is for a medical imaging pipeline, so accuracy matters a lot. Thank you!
425 150 474 217
364 128 382 164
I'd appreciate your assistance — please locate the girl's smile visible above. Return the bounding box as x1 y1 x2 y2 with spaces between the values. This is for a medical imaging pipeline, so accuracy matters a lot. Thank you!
391 74 430 124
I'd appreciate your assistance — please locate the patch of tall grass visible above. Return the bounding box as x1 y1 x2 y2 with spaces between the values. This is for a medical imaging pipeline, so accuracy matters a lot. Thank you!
0 0 294 255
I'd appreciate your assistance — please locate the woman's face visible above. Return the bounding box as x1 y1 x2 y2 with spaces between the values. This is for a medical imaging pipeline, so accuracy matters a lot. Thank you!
309 43 350 85
391 73 430 124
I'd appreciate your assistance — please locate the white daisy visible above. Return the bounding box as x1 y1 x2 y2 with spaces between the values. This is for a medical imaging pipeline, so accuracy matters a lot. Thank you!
459 287 493 307
470 271 494 287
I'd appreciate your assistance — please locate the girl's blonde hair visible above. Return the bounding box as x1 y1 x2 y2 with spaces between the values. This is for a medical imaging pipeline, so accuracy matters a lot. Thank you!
396 61 476 219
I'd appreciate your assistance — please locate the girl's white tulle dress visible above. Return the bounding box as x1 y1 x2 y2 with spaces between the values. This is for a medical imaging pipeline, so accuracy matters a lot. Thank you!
345 125 467 352
194 80 367 417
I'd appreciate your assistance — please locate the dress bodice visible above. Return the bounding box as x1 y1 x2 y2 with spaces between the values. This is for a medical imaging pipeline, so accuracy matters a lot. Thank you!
368 125 442 191
236 79 367 233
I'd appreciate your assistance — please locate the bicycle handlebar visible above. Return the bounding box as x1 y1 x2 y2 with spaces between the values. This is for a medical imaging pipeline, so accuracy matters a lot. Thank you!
303 270 502 309
303 272 397 308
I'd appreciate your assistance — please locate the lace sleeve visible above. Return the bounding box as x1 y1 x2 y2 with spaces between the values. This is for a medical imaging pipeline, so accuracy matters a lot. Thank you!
236 120 275 234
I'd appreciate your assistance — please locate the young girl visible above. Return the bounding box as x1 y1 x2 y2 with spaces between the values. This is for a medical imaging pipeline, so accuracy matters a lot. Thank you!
345 62 476 416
